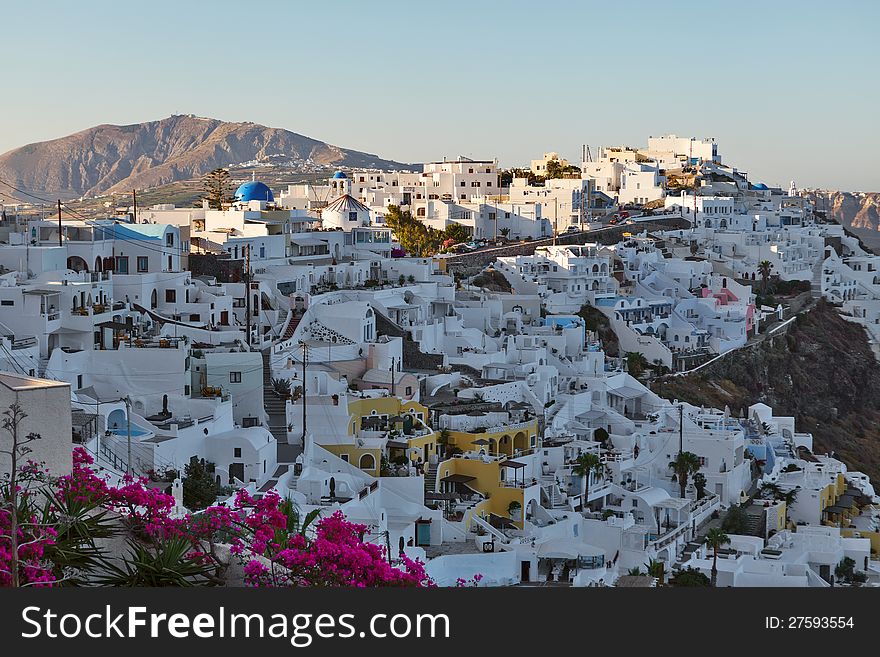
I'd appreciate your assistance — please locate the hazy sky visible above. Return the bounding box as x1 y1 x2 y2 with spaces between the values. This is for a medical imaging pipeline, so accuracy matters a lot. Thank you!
3 0 879 190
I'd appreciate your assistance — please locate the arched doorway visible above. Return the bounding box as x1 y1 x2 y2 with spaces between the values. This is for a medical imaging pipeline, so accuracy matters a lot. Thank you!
67 255 89 272
359 453 376 471
150 289 158 309
94 257 103 272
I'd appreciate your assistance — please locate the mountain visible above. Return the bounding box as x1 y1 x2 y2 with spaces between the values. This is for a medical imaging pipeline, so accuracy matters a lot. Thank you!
0 115 411 200
803 190 880 232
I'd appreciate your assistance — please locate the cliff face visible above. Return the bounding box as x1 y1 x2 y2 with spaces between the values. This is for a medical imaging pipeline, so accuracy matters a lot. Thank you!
655 301 880 481
804 190 880 232
0 115 409 199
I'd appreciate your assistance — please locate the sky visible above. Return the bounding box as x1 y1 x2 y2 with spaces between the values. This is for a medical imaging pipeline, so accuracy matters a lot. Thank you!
3 0 879 190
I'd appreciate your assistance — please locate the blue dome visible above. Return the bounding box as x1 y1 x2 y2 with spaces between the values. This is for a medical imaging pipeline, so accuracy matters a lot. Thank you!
752 182 768 190
332 170 347 179
235 181 274 202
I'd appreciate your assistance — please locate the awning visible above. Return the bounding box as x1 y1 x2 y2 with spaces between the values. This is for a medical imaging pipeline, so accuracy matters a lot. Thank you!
608 385 646 400
537 538 604 560
500 460 527 469
291 237 326 247
440 474 477 484
472 438 491 446
386 440 407 449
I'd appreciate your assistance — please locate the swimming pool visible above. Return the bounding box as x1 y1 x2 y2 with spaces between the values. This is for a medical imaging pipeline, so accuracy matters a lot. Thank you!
107 425 152 437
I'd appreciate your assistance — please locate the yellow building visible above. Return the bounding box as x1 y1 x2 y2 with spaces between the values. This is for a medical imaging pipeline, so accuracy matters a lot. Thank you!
315 396 439 477
435 454 540 529
443 419 539 458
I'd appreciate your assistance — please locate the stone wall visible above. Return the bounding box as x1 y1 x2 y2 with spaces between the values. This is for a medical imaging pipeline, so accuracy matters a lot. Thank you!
443 217 691 277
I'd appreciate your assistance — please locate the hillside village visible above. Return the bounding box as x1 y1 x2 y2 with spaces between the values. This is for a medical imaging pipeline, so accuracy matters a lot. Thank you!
3 133 880 588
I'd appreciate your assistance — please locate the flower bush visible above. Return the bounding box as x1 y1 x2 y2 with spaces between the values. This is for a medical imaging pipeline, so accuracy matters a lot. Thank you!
2 448 435 588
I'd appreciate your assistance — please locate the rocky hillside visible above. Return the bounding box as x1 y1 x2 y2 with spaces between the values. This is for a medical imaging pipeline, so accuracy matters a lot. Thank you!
655 301 880 481
803 190 880 232
0 115 409 200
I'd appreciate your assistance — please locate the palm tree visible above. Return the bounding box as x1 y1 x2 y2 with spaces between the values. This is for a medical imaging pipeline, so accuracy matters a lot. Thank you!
668 451 701 499
704 528 730 587
644 558 665 585
758 260 773 294
572 452 604 507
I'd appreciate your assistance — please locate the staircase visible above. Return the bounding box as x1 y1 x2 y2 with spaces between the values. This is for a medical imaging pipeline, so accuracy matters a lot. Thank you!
424 462 439 495
541 475 568 509
743 508 767 538
280 312 302 342
262 350 290 452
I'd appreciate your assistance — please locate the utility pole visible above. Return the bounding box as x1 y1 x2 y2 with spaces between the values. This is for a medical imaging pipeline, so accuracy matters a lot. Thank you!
244 245 251 347
390 356 396 397
678 403 684 458
124 396 132 476
132 189 138 223
300 341 308 447
57 200 62 247
553 197 558 245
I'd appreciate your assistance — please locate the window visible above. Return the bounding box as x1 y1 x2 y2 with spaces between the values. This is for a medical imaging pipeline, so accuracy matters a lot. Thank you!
166 233 174 247
229 371 242 383
349 211 358 222
115 256 129 274
234 448 242 458
460 181 466 187
405 386 413 395
165 289 176 303
0 300 12 306
340 454 350 462
137 256 149 272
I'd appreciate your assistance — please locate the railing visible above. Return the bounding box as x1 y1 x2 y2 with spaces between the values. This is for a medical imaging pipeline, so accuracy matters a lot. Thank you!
10 336 37 350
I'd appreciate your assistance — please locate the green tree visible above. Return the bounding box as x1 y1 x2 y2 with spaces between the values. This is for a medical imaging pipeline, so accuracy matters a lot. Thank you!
721 505 749 534
572 452 604 507
444 223 470 244
692 472 707 500
626 351 648 377
385 205 445 257
500 227 511 239
644 558 665 584
670 566 710 587
704 527 730 586
544 159 581 179
758 260 773 294
835 556 856 583
183 457 218 510
202 168 232 209
669 451 701 499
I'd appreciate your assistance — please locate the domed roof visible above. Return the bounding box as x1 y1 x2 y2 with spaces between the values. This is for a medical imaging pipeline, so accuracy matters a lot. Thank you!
234 181 274 202
332 170 348 179
752 182 769 191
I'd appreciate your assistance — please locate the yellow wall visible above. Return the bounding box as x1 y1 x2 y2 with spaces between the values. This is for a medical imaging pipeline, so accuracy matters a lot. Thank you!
321 445 381 477
446 420 538 457
438 457 525 527
347 397 429 434
841 529 880 555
